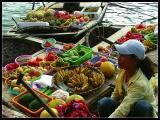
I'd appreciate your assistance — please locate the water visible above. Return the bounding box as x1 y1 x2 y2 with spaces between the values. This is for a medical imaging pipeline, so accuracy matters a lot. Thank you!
2 2 158 33
2 2 43 33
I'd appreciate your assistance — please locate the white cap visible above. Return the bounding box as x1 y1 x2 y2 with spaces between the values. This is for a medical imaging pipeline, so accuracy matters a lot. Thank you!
114 39 145 60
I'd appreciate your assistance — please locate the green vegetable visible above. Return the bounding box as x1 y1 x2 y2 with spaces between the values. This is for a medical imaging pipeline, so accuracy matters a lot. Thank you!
69 51 74 57
71 56 79 61
63 57 70 62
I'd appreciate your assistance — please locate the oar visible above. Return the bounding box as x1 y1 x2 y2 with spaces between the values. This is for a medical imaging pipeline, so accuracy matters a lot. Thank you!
16 74 58 117
11 17 19 28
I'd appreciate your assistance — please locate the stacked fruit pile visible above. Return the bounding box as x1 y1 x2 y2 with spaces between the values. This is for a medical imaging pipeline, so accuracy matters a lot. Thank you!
40 94 96 118
23 68 42 81
22 8 90 28
50 57 70 72
116 24 158 50
44 51 58 62
27 57 43 67
54 66 105 94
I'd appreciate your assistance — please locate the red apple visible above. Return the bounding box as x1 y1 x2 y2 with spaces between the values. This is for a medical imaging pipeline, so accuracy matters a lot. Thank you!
100 57 108 62
94 61 102 67
79 17 84 22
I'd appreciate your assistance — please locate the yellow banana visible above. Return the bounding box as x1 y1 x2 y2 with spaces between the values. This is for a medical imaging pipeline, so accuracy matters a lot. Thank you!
67 82 74 87
81 83 89 91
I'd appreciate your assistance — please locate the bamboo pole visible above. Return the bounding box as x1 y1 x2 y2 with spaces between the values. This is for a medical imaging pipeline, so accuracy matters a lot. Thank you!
32 2 35 10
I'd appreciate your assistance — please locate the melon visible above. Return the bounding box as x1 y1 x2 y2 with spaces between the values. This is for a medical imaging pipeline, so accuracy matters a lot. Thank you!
66 94 85 103
100 61 115 78
48 99 66 108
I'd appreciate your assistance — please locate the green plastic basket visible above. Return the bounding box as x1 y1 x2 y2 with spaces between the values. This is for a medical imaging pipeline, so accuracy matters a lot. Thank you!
61 44 93 65
41 38 56 48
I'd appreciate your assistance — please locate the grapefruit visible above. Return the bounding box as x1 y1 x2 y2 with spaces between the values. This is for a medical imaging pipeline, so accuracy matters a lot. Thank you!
100 61 115 78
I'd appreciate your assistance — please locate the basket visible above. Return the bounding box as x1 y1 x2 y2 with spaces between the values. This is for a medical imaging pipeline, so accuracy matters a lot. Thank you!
11 89 52 117
52 66 105 95
41 38 56 49
61 44 93 65
15 55 32 65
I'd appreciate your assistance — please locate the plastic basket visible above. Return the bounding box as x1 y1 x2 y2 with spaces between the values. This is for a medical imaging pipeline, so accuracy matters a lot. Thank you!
61 44 93 65
15 55 32 65
11 89 53 117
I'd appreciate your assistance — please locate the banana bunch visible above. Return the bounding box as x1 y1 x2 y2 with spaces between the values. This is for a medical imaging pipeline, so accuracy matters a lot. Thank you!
67 73 89 92
90 72 103 87
55 70 66 84
74 67 86 74
143 40 157 49
54 67 104 94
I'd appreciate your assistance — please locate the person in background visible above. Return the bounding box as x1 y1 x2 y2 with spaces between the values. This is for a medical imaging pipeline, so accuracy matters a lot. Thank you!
97 39 158 118
63 3 81 13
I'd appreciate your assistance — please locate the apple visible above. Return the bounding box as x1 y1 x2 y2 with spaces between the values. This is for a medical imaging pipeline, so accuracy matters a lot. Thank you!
100 57 108 62
79 17 84 22
40 108 59 118
49 99 66 108
58 11 65 16
94 61 102 67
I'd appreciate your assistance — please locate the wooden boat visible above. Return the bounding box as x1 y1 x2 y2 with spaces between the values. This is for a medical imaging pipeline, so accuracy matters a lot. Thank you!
2 24 158 117
5 2 108 43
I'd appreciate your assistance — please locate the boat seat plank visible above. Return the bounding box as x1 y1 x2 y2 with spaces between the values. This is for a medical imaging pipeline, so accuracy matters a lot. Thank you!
107 26 133 43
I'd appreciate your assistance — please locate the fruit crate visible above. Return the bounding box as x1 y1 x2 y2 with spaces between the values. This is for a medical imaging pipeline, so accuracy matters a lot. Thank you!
11 89 52 117
62 44 93 65
81 6 102 20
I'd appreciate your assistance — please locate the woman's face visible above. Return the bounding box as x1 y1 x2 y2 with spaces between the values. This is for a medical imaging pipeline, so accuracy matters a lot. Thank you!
118 54 138 70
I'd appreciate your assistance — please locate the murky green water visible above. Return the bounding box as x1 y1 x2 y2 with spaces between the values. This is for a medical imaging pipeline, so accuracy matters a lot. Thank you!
2 2 42 33
2 2 158 33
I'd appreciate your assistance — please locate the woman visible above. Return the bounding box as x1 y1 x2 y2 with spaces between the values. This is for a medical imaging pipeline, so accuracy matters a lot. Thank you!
97 39 157 118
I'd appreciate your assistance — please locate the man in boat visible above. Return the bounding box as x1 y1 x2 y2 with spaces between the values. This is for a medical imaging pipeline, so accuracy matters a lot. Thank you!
97 40 157 118
63 2 81 13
